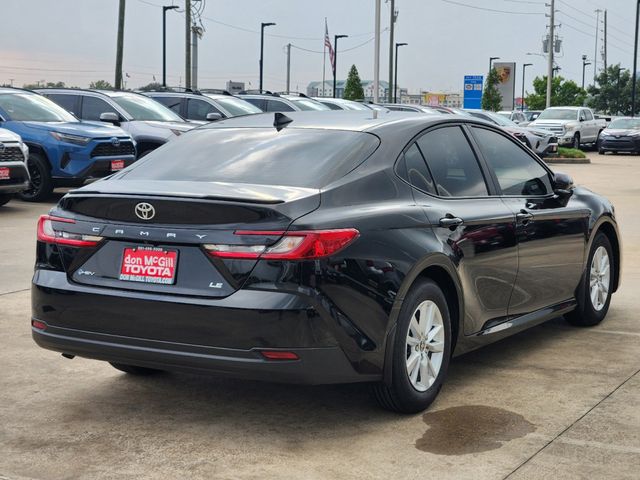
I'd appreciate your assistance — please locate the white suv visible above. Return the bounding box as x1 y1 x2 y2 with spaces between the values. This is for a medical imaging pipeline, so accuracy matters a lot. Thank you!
0 128 30 206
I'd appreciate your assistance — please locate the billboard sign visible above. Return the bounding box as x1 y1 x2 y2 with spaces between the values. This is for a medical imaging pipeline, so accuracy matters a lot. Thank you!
494 62 516 110
463 75 483 109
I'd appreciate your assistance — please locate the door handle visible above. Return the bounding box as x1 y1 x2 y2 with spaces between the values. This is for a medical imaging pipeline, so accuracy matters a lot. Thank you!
516 210 533 225
439 215 464 229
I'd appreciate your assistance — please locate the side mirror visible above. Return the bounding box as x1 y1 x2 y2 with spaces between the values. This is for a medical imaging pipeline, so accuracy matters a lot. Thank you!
206 112 223 121
553 172 574 196
579 117 585 122
99 112 120 125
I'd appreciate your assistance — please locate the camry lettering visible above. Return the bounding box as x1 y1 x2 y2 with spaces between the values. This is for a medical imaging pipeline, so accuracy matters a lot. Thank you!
115 229 124 235
166 233 177 238
196 234 207 239
140 231 149 236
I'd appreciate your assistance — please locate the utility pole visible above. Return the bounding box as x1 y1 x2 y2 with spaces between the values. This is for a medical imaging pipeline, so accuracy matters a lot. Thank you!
594 9 602 83
394 42 407 103
603 10 608 71
387 0 396 103
286 43 291 94
260 22 276 92
522 63 532 111
374 0 381 103
546 0 555 108
332 34 348 98
115 0 126 89
185 0 191 90
582 55 591 91
162 5 179 87
191 26 202 91
633 0 640 117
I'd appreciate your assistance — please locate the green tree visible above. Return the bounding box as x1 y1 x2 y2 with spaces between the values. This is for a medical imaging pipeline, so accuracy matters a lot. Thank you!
342 64 364 101
138 82 164 92
525 76 586 110
481 68 502 111
22 81 66 90
89 80 114 90
587 64 636 115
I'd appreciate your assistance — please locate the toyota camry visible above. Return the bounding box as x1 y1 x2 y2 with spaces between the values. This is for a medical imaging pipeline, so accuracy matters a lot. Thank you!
31 111 621 413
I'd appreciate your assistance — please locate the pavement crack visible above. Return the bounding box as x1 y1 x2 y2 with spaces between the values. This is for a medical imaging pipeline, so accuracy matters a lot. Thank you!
502 366 640 480
0 288 29 296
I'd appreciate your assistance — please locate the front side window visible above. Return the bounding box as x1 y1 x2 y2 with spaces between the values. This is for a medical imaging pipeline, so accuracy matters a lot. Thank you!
417 126 488 197
186 98 222 120
471 127 552 196
153 96 182 114
47 94 79 115
583 109 593 121
0 93 77 122
111 93 184 121
82 96 119 121
265 100 295 112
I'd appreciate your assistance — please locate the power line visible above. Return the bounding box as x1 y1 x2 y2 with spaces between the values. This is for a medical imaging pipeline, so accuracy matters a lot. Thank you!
440 0 544 15
290 30 388 55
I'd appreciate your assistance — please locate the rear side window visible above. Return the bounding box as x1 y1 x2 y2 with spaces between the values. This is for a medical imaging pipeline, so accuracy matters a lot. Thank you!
154 96 182 114
46 94 78 115
243 98 266 111
122 128 380 189
402 143 437 195
322 102 343 110
82 96 119 121
471 127 552 196
417 126 488 197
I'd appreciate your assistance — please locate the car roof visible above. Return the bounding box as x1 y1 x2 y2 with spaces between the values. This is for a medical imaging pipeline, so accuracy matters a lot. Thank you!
33 88 146 98
144 91 229 100
203 110 491 134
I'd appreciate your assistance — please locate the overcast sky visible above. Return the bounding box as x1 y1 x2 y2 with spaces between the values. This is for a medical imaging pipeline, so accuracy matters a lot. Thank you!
1 0 637 95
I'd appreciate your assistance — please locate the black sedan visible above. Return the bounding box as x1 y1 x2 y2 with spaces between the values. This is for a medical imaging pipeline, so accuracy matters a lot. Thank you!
598 117 640 154
31 111 621 413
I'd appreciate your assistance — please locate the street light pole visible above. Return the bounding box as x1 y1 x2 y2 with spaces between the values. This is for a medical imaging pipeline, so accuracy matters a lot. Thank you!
162 5 179 88
333 34 348 98
489 56 500 72
259 22 276 92
632 0 640 117
581 55 591 91
522 63 532 111
394 42 407 103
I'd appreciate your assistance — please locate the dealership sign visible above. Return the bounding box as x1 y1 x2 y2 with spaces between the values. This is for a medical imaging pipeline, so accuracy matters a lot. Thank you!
494 62 516 111
463 75 483 109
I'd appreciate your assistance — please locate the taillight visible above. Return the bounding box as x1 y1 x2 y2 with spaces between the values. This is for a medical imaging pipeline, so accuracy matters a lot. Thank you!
37 215 103 247
203 228 359 260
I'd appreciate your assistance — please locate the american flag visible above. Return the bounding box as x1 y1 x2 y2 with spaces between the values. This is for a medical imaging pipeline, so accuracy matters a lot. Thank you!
325 20 335 73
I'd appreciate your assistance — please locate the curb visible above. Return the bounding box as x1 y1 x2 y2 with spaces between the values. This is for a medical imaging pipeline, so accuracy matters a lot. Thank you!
544 157 591 165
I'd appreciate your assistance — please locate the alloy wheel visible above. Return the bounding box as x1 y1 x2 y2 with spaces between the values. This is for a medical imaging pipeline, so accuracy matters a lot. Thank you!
405 300 445 392
589 246 610 311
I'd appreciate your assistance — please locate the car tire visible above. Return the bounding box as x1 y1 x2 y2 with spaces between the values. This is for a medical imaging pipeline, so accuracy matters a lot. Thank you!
109 362 163 375
598 149 605 155
371 279 452 413
565 232 614 327
0 193 13 206
572 134 581 150
18 153 53 202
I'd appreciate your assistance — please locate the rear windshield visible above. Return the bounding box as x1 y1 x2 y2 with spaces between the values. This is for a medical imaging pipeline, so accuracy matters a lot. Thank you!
121 127 380 188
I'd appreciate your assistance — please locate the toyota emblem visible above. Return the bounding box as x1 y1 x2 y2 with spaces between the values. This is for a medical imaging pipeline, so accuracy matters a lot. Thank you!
111 137 121 147
0 143 5 153
134 202 155 220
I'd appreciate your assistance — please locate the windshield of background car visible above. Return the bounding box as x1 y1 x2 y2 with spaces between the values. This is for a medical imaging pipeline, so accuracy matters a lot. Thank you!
496 112 511 119
0 93 77 122
537 109 579 120
482 112 516 127
607 118 640 129
121 128 380 189
211 97 262 116
340 101 369 111
288 99 331 111
111 94 184 121
524 111 540 121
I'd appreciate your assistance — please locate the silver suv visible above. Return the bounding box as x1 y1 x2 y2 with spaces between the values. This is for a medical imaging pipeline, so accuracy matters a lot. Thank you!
37 89 196 157
144 90 263 121
0 128 29 206
237 91 331 112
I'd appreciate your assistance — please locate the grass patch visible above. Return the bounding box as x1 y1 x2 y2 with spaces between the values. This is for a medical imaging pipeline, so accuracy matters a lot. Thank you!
555 147 587 159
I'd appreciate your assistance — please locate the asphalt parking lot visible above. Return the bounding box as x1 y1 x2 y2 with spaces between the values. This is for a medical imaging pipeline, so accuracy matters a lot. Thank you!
1 152 639 480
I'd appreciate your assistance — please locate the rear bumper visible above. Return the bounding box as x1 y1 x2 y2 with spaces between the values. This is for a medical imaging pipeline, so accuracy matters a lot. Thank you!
32 325 367 385
31 270 381 384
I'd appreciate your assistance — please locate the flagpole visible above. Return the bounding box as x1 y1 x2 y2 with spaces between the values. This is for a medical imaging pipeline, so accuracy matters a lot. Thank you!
322 18 327 96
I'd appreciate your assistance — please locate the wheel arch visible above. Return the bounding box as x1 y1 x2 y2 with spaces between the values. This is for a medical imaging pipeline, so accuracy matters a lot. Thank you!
594 219 621 293
23 143 52 171
382 254 463 386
